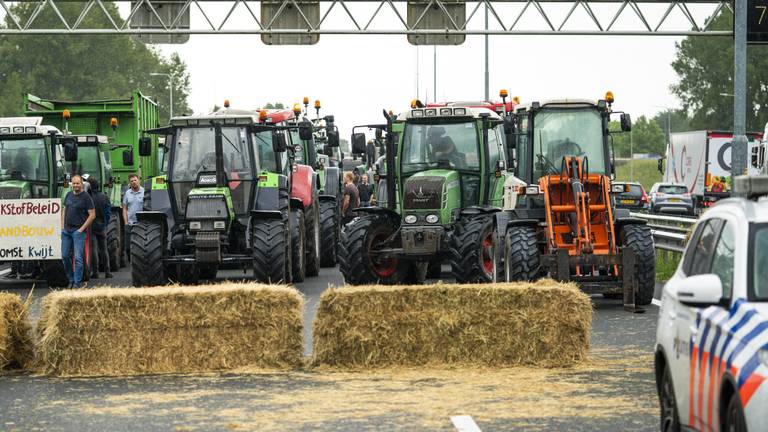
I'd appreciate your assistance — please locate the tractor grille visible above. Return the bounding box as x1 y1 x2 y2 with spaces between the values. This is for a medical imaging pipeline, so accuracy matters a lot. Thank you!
0 187 22 199
403 176 444 210
185 195 228 220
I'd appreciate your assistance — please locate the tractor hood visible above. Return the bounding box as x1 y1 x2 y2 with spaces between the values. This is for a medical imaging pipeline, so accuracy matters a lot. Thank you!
402 170 460 224
0 180 30 199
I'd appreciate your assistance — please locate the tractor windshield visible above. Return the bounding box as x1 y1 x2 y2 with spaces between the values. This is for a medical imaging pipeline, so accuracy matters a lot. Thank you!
532 108 606 179
70 146 102 183
401 121 480 175
0 137 49 182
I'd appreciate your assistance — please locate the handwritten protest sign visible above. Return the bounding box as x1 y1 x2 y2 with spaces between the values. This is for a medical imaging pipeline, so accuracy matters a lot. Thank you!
0 199 61 260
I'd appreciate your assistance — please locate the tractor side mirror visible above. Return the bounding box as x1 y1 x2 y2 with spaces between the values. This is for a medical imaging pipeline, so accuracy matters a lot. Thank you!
272 131 287 152
351 133 366 154
327 130 340 148
61 137 78 162
138 137 152 157
375 128 383 140
620 113 632 132
122 149 134 166
299 121 313 141
324 115 335 124
751 145 765 169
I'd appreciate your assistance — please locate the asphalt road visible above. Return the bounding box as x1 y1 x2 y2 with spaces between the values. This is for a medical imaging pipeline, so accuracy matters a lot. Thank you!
0 265 663 431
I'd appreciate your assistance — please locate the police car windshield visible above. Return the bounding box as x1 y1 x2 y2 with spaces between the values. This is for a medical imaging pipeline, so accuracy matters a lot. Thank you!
533 108 606 179
0 137 48 181
751 224 768 301
401 121 480 174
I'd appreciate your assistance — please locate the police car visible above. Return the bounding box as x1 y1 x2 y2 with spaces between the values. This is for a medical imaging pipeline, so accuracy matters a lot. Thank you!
655 175 768 432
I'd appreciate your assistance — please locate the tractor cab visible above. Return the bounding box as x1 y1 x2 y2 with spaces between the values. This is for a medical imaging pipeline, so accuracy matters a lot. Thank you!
67 135 113 188
0 117 64 199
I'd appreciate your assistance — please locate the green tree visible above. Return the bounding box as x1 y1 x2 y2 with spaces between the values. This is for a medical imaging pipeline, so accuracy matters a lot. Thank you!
651 109 691 135
671 11 768 132
611 116 666 158
263 102 285 109
0 1 190 124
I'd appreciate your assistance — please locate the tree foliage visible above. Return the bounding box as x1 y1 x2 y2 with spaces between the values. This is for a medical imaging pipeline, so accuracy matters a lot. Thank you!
671 11 768 132
263 102 286 109
0 1 190 123
611 115 666 158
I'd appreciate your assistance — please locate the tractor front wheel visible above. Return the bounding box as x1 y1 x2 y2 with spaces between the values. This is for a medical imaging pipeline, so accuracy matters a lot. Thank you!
130 221 166 287
621 224 656 306
318 199 338 267
106 212 121 270
305 202 321 277
504 226 540 282
338 214 411 285
450 215 497 283
290 209 306 283
252 218 290 284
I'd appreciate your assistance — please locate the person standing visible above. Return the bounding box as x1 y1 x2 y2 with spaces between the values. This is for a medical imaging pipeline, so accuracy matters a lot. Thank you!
61 174 95 288
122 173 144 260
89 179 113 279
357 174 373 207
341 171 360 225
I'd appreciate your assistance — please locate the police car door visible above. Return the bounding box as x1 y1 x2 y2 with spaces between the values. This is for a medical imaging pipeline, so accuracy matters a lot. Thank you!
663 217 723 426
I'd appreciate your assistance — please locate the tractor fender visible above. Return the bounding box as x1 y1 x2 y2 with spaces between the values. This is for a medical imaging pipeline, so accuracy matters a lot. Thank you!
323 166 341 197
459 205 501 218
614 217 648 231
318 194 337 204
250 210 285 221
355 206 401 225
291 164 315 208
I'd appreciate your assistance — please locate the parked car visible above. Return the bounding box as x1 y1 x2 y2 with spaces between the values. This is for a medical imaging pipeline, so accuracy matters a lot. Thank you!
654 181 768 432
649 182 695 216
613 182 649 211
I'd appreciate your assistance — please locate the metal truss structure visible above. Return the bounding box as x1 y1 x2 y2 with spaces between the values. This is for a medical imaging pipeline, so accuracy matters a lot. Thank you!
0 0 733 38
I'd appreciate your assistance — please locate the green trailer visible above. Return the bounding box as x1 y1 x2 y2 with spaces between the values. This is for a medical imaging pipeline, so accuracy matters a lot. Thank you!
25 92 163 268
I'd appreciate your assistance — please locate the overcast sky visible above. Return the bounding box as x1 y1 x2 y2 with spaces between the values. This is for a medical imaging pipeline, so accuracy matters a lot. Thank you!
116 1 722 138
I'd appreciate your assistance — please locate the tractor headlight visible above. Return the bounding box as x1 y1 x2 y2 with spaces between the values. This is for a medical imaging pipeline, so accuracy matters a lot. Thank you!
404 215 418 224
189 221 202 230
213 220 226 230
425 214 439 224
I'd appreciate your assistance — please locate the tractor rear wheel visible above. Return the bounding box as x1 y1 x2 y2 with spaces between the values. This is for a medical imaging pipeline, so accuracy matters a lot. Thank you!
252 218 290 284
106 212 121 270
318 199 338 267
130 221 166 287
450 215 497 283
290 209 306 283
504 226 540 282
621 224 656 306
339 214 411 285
304 203 320 277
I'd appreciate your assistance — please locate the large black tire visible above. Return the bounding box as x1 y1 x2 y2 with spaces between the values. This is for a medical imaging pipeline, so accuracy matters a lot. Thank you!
504 226 540 282
724 392 747 432
106 212 120 271
621 224 656 306
198 266 217 280
338 214 411 285
304 203 320 277
450 215 497 284
659 366 681 432
252 218 290 284
44 260 70 288
130 221 166 286
318 199 338 267
290 209 306 283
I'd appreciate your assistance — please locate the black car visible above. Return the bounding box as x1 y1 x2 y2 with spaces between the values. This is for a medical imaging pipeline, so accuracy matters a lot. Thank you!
613 182 649 211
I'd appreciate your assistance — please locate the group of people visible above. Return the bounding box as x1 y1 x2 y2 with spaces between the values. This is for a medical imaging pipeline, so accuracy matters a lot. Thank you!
58 173 144 288
341 170 375 224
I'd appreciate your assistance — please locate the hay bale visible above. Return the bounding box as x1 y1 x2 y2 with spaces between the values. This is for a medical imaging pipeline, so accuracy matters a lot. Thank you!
313 281 592 368
35 283 304 376
0 292 33 370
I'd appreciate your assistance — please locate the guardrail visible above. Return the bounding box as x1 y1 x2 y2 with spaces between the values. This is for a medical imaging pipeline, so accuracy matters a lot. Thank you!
629 212 696 255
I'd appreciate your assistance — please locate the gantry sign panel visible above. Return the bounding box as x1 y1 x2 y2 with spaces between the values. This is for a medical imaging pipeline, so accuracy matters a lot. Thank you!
0 0 734 45
747 0 768 43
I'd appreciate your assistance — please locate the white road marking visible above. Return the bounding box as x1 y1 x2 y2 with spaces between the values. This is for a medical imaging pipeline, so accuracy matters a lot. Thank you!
652 298 662 307
0 268 10 276
451 415 482 432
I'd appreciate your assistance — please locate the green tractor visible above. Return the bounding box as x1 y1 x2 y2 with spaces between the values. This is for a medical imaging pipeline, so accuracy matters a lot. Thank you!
0 117 78 287
130 108 316 286
338 105 514 284
500 94 655 308
25 92 163 269
288 104 343 268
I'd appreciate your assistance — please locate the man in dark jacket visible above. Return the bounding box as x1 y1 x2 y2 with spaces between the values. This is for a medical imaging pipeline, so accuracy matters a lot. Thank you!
89 179 113 279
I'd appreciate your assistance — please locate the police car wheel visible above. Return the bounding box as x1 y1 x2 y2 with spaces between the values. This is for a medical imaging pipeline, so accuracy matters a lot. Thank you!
659 366 680 432
724 393 747 432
